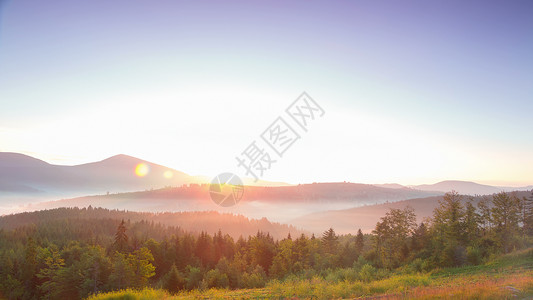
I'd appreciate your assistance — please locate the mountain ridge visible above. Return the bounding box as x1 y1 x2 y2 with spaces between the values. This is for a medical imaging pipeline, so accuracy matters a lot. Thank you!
0 152 191 199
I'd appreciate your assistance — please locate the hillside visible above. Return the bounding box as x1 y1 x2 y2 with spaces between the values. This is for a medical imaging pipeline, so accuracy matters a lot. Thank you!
291 190 533 234
0 206 303 240
411 180 533 195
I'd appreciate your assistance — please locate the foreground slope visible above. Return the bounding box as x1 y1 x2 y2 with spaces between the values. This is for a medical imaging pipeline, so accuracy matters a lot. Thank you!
88 248 533 300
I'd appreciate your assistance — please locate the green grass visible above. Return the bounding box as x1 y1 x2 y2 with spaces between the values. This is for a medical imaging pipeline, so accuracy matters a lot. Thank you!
88 249 533 299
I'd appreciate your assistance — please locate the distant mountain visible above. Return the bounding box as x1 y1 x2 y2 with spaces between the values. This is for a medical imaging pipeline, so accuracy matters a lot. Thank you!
373 183 410 190
240 182 442 203
411 180 532 195
0 152 192 200
291 190 533 235
0 152 291 204
21 182 444 224
0 206 303 240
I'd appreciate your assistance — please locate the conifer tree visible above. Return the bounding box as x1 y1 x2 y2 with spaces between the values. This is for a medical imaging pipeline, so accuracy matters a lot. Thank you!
114 219 129 253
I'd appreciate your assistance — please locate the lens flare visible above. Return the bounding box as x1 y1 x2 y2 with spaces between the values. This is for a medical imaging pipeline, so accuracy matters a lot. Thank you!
135 163 149 177
163 170 173 179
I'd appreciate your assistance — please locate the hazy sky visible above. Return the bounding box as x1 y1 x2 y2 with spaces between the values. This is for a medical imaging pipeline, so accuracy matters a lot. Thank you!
1 0 532 186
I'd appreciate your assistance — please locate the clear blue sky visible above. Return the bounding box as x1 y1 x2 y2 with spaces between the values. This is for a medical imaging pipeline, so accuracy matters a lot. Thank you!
1 0 532 185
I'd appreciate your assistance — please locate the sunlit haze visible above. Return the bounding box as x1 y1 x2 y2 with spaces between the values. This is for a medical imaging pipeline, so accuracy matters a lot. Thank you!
1 0 532 186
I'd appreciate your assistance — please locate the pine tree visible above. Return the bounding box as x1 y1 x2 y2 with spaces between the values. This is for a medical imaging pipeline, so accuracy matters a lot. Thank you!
163 264 185 293
114 219 129 253
463 199 480 245
248 232 275 273
80 245 111 298
355 229 364 254
411 222 428 253
492 192 520 252
321 228 338 255
22 237 37 296
431 191 467 266
434 191 465 243
37 248 65 299
194 231 214 267
521 191 533 236
477 196 492 235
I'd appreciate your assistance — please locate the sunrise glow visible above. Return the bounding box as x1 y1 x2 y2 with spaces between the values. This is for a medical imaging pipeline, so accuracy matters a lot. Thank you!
135 163 149 177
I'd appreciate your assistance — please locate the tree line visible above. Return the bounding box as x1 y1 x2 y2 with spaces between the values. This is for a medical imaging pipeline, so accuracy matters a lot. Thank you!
0 191 531 299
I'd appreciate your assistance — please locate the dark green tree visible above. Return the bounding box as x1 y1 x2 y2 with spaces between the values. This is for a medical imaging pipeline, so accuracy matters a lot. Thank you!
22 237 38 297
321 228 338 255
108 252 133 290
492 192 520 252
372 207 416 268
355 229 364 254
37 248 65 299
194 231 214 267
162 264 185 293
477 196 492 235
521 191 533 236
248 232 275 274
113 220 129 253
431 191 466 266
463 199 480 245
80 245 111 298
411 222 429 254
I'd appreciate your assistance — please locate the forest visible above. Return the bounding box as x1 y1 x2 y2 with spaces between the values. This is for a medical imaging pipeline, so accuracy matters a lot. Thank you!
0 191 532 299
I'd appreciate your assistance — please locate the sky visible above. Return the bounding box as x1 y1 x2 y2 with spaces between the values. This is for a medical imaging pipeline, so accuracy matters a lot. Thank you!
0 0 532 186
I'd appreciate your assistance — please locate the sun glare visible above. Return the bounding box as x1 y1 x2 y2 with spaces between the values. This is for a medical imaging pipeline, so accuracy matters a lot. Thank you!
163 170 173 179
135 163 149 177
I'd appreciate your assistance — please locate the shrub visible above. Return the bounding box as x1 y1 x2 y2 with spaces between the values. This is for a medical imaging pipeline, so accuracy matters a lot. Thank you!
353 256 370 271
401 258 423 274
204 269 229 289
466 246 482 265
358 264 377 282
421 259 433 272
242 266 267 288
325 268 358 283
185 266 202 290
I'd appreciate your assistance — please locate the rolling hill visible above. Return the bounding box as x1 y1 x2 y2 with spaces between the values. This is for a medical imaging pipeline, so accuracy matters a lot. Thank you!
0 206 303 240
290 190 533 235
410 180 533 195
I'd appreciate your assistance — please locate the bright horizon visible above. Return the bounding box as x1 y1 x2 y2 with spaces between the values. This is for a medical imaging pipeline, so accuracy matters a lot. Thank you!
1 0 532 187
